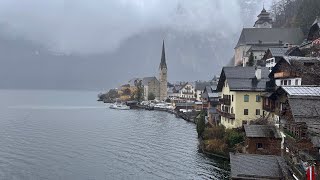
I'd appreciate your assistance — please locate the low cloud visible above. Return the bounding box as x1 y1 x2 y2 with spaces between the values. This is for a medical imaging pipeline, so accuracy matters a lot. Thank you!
0 0 242 54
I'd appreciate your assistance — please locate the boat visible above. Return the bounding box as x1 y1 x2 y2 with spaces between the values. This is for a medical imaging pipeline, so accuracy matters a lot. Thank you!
109 103 130 110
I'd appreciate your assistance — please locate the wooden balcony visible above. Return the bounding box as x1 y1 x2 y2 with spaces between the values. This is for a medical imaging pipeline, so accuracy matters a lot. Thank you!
219 98 231 105
217 108 235 119
274 71 292 78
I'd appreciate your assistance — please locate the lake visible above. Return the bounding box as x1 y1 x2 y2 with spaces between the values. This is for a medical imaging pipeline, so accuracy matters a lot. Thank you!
0 90 229 179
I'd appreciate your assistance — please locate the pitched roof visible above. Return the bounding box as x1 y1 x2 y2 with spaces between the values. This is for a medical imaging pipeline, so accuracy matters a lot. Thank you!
230 153 289 179
282 56 320 64
159 40 167 70
195 81 212 91
236 28 304 48
217 66 269 91
282 86 320 97
142 77 159 86
244 125 281 138
268 47 288 57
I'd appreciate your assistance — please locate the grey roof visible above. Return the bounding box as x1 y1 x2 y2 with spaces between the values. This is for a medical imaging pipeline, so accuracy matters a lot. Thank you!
217 66 270 91
283 56 320 64
282 86 320 97
288 97 320 119
269 47 288 57
244 125 281 138
195 81 212 91
230 153 289 179
142 77 159 86
236 28 304 48
208 92 219 98
159 40 167 70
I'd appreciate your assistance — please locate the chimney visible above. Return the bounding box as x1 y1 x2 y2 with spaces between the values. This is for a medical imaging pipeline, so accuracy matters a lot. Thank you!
255 66 262 80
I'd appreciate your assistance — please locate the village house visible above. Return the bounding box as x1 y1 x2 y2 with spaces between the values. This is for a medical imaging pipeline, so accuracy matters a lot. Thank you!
300 17 320 57
201 85 219 125
178 82 196 100
216 66 269 129
195 81 212 102
234 7 304 66
244 124 282 156
268 56 320 88
262 47 303 71
267 86 320 178
230 153 291 179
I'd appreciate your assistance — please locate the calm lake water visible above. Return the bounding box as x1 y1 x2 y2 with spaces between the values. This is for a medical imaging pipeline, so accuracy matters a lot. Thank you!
0 90 229 180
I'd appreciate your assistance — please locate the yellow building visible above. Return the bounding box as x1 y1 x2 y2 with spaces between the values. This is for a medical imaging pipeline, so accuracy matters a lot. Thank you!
216 66 270 129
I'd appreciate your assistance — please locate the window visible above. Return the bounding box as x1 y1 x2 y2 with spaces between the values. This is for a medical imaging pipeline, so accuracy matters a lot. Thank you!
244 109 248 115
256 109 260 115
255 56 257 59
288 80 291 86
256 95 261 102
295 79 298 85
256 143 263 149
284 80 287 85
231 107 234 114
281 80 284 85
232 95 234 102
244 95 249 102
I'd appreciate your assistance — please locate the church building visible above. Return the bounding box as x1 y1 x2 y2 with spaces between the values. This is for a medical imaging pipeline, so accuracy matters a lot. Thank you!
142 40 168 101
159 40 168 101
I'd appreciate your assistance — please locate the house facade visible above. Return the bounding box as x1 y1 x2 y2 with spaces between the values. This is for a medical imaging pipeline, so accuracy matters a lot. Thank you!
268 56 320 88
244 125 282 156
234 8 304 66
217 66 269 129
179 83 195 100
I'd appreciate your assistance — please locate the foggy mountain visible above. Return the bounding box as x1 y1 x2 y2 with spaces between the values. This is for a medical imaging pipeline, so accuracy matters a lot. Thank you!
0 0 265 90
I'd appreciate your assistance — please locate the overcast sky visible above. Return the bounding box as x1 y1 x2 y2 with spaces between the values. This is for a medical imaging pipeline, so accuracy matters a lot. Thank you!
0 0 269 90
0 0 245 54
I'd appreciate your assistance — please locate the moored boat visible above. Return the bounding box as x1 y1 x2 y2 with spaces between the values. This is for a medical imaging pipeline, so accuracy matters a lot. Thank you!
109 103 130 110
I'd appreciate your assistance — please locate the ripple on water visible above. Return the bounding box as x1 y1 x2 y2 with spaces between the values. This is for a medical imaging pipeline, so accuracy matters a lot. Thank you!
0 90 229 179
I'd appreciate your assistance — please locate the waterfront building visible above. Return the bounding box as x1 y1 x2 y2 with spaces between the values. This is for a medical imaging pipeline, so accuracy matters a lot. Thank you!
244 124 282 155
159 40 168 101
262 86 320 179
216 66 269 129
179 82 196 100
230 153 291 179
142 77 160 101
195 81 212 101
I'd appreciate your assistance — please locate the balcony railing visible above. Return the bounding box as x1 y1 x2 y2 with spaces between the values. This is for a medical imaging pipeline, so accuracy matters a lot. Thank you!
219 98 231 105
217 108 235 119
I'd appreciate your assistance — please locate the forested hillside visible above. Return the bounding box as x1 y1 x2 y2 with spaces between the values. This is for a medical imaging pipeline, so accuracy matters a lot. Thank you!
271 0 320 34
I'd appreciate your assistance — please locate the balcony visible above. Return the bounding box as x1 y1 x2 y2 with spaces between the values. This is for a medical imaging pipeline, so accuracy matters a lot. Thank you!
219 98 231 105
217 108 235 119
274 71 293 78
182 91 194 95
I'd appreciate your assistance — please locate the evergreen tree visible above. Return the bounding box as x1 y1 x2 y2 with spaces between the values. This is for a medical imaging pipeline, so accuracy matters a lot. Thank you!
148 92 155 101
134 80 143 102
196 110 206 138
247 52 254 67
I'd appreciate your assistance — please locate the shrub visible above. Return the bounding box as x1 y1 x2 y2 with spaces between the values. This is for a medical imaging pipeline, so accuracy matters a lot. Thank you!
225 129 244 148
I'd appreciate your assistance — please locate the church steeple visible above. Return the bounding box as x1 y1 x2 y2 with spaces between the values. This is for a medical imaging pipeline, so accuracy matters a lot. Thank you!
159 40 168 101
159 40 167 70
